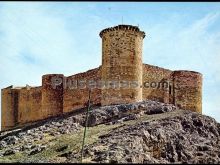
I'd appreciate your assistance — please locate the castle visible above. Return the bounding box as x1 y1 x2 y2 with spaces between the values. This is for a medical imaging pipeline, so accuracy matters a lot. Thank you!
1 25 202 131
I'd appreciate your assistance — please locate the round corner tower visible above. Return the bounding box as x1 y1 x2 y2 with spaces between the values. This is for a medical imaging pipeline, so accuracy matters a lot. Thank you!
172 70 202 113
42 74 64 118
100 25 145 105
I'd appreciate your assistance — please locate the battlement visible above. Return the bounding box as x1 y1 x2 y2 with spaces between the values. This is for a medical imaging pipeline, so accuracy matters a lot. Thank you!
99 24 145 38
173 70 202 76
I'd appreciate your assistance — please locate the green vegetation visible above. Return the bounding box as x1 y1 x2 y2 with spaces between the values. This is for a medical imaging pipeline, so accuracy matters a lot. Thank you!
0 110 185 163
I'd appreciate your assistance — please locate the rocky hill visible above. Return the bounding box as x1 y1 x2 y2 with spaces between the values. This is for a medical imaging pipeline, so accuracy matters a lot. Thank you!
0 100 219 163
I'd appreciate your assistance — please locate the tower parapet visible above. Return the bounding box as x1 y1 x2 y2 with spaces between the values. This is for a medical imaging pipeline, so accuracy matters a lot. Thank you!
99 25 145 38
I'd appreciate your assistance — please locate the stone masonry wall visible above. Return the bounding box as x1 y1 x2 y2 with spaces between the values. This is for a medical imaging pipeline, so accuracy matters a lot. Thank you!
17 87 42 124
172 71 202 113
1 87 17 131
1 86 42 130
63 67 101 113
142 64 173 103
42 74 64 118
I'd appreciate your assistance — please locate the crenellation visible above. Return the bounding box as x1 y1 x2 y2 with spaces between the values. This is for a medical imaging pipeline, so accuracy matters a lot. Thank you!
1 24 202 131
100 25 145 39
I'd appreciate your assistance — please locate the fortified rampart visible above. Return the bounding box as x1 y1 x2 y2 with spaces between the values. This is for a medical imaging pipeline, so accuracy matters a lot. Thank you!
142 64 172 104
1 24 203 131
63 67 102 113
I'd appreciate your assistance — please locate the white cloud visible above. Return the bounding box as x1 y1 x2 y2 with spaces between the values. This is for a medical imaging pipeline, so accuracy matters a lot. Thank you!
0 3 73 79
142 12 220 121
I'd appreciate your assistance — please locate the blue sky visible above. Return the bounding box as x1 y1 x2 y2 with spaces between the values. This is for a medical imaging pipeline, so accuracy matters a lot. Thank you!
0 2 220 124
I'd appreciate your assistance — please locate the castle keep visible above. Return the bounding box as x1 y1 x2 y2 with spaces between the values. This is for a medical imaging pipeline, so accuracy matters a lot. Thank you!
1 25 202 131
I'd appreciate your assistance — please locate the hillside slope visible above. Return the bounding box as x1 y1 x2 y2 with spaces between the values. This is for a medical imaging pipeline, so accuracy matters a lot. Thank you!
0 100 219 163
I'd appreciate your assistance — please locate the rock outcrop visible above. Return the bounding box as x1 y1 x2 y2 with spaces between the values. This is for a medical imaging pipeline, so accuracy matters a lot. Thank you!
74 111 220 163
0 100 219 163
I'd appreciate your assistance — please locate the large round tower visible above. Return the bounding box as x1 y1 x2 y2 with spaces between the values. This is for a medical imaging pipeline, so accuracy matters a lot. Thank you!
100 25 145 105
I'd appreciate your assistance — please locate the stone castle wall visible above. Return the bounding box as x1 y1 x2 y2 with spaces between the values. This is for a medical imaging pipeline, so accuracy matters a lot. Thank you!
142 64 172 103
1 87 17 130
142 65 202 113
1 86 42 130
63 67 102 113
1 24 203 131
17 86 42 124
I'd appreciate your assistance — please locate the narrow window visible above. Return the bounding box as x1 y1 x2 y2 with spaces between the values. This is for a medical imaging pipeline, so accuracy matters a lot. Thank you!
169 85 172 95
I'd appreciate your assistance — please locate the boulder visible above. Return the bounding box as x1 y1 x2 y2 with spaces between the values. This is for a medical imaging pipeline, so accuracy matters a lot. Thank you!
29 146 44 156
3 136 18 145
0 141 7 149
3 149 15 156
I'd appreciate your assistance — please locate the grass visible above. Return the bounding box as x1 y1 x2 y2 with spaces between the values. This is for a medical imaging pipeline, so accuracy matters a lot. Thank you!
0 109 186 163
